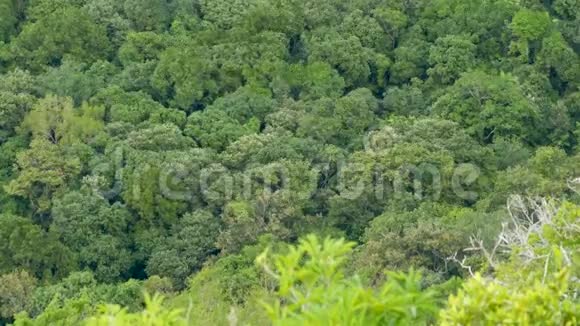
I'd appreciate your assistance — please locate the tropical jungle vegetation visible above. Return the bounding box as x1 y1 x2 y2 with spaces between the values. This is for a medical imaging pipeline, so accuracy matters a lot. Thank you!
0 0 578 324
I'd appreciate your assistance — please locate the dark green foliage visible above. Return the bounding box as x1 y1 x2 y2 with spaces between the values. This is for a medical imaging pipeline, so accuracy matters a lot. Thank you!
0 0 578 323
0 270 37 320
38 60 118 105
428 35 476 84
146 210 221 288
0 0 18 42
0 214 74 279
0 69 37 142
432 70 540 143
51 192 133 282
123 0 171 32
7 6 112 72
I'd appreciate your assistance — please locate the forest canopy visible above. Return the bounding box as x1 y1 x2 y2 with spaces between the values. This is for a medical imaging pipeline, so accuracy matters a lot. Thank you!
0 0 578 324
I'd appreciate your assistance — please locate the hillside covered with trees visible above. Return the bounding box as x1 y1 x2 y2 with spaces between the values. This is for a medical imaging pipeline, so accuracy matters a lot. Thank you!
0 0 578 324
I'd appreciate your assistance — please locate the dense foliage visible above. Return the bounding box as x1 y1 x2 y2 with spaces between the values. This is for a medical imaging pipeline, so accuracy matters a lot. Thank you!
0 0 578 324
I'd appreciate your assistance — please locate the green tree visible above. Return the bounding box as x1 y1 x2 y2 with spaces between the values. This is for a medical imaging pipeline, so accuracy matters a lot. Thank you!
340 9 389 53
151 45 222 110
85 294 187 326
432 70 540 143
5 139 81 213
419 0 517 58
185 110 260 151
0 0 17 42
214 159 317 253
20 95 105 146
258 235 439 325
0 214 73 279
51 192 134 282
38 60 117 105
89 86 165 125
9 6 111 72
0 92 35 143
13 295 94 326
492 147 580 204
115 31 167 94
123 0 171 32
440 270 579 325
511 9 551 41
118 142 214 225
372 6 409 50
220 133 322 169
509 9 552 63
82 0 130 47
552 0 579 20
273 62 345 100
296 88 378 148
26 271 143 319
0 68 37 94
326 138 458 240
389 35 430 84
537 31 579 90
169 236 279 325
0 270 37 321
360 205 503 282
25 0 87 19
2 1 580 324
146 210 221 288
440 200 580 324
152 31 286 110
428 35 476 84
306 30 372 88
383 79 427 116
0 69 37 142
118 32 167 65
208 86 276 123
199 0 257 30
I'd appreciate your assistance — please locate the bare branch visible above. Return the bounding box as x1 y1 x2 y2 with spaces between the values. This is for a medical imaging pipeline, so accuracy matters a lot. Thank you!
450 195 576 277
447 251 474 277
